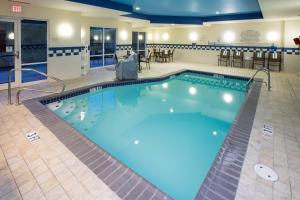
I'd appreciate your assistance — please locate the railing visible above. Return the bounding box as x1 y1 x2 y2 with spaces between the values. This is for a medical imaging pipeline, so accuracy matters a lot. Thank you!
8 68 66 105
246 67 271 91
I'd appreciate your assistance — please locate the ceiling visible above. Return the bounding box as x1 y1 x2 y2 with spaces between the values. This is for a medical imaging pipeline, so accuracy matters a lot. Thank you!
22 0 300 27
111 0 262 17
259 0 300 19
67 0 263 24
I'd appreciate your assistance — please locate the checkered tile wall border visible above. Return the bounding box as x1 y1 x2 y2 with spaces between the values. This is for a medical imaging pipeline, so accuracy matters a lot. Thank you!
116 44 132 51
48 46 85 57
147 44 300 55
47 44 299 58
48 45 132 57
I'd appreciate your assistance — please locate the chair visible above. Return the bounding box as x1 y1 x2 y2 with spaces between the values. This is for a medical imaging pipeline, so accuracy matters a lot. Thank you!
148 49 154 61
166 49 172 62
218 49 230 66
169 49 175 62
231 50 244 67
153 49 161 62
140 51 152 70
268 51 282 72
114 53 119 64
252 51 266 69
161 50 169 62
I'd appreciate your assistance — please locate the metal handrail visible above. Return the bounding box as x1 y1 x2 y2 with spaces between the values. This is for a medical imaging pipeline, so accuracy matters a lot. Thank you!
246 67 271 91
8 68 66 105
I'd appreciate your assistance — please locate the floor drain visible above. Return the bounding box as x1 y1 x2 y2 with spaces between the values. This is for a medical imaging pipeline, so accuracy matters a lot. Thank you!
262 124 273 137
254 164 278 182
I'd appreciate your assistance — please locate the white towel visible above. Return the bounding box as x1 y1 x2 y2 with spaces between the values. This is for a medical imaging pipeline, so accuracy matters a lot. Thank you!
223 50 227 56
236 51 240 56
272 52 278 59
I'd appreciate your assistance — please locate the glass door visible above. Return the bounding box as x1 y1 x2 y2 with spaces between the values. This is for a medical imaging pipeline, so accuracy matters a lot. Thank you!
132 32 146 57
132 32 138 53
21 20 47 83
90 27 116 68
138 32 146 56
104 28 116 66
90 27 103 68
0 19 19 87
0 18 48 89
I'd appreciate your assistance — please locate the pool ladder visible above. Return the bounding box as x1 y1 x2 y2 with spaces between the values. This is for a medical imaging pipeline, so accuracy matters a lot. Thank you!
246 67 271 91
7 68 66 105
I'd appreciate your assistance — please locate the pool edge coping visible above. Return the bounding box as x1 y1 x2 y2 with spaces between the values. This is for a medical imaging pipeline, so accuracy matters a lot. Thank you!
196 79 262 200
23 69 262 200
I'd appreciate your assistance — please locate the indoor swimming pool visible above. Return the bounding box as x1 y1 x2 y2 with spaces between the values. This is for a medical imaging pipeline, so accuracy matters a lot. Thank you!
46 72 248 199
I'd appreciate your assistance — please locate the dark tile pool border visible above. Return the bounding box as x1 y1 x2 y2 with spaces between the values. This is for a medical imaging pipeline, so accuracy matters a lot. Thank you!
23 70 262 200
196 80 262 200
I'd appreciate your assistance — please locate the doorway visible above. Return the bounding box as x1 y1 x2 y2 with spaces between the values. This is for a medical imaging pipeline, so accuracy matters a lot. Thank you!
0 18 48 89
90 27 116 68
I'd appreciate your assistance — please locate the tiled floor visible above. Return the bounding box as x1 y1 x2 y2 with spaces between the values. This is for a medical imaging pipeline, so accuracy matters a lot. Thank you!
0 62 300 200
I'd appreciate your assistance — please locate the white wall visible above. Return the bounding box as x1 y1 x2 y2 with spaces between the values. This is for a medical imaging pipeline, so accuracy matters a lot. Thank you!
81 17 132 45
0 1 133 82
283 20 300 72
143 21 284 46
1 0 299 84
0 1 83 80
134 20 300 72
80 17 132 71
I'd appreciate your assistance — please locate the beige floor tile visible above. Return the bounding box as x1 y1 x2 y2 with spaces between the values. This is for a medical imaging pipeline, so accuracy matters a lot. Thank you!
44 185 67 200
0 189 22 200
1 63 300 200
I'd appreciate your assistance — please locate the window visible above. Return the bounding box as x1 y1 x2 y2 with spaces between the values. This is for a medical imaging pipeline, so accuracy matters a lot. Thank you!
132 31 146 56
90 27 116 68
21 20 47 83
0 21 15 84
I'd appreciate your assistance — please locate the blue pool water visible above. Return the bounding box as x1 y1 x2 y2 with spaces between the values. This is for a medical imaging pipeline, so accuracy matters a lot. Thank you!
48 72 247 200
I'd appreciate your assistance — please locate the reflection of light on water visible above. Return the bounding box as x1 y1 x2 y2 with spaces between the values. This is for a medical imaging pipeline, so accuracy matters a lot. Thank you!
134 140 139 145
162 83 168 89
223 93 233 103
80 112 85 121
189 87 197 95
212 131 218 136
169 108 174 113
162 99 166 103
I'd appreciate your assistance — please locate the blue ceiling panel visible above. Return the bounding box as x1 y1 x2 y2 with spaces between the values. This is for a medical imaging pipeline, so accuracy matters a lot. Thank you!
112 0 261 17
67 0 263 24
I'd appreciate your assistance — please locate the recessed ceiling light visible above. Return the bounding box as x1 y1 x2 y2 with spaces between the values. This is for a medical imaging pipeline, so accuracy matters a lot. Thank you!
135 6 140 11
216 11 220 14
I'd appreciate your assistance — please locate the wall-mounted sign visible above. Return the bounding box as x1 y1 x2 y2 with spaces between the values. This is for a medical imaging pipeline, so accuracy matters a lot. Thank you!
12 5 22 13
240 30 260 43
